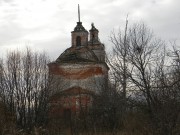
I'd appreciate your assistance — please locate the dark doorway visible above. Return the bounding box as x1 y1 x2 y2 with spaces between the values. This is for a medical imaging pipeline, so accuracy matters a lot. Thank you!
63 109 71 125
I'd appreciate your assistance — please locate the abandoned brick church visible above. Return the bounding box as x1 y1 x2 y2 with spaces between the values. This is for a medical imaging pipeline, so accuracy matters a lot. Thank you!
48 6 109 118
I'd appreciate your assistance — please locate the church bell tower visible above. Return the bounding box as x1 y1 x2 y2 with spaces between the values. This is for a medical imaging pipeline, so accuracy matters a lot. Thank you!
71 5 88 47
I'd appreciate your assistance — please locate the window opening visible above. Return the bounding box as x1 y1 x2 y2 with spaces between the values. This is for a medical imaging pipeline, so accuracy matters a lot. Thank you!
76 36 81 46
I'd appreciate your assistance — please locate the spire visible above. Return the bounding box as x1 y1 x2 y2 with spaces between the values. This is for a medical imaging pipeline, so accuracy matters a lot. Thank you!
78 4 80 22
73 4 87 32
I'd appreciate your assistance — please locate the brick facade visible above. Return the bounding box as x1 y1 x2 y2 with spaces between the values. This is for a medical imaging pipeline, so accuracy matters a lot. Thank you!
48 20 108 118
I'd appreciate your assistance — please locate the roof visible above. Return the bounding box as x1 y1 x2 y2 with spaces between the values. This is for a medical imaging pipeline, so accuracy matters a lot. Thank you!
56 52 94 63
55 46 99 63
89 23 99 32
72 22 88 32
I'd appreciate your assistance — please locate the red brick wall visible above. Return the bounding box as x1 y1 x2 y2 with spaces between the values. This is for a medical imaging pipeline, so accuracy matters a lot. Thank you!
49 64 105 80
49 91 92 118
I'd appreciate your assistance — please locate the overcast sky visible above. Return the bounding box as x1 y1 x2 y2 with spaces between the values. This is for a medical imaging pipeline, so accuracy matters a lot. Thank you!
0 0 179 60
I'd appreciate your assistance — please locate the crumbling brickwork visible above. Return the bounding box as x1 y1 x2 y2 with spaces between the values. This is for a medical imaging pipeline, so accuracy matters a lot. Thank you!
48 21 108 118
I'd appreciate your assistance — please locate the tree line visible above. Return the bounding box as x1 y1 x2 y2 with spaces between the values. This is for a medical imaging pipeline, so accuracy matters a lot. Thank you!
0 48 50 134
107 21 180 135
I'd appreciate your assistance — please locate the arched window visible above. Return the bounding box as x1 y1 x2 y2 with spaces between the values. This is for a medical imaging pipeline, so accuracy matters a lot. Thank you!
76 36 81 46
92 34 95 38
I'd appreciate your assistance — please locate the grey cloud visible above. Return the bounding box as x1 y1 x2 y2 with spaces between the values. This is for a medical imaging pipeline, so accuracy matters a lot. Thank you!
0 0 179 59
33 36 71 60
0 23 25 45
2 0 13 3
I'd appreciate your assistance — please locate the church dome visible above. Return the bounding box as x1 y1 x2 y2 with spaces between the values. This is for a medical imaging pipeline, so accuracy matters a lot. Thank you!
73 22 87 32
56 47 99 63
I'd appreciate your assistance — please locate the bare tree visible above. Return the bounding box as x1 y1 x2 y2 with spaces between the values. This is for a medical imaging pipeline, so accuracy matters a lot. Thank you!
106 18 131 133
108 17 129 99
0 48 50 131
108 22 180 135
126 23 179 135
127 23 162 114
